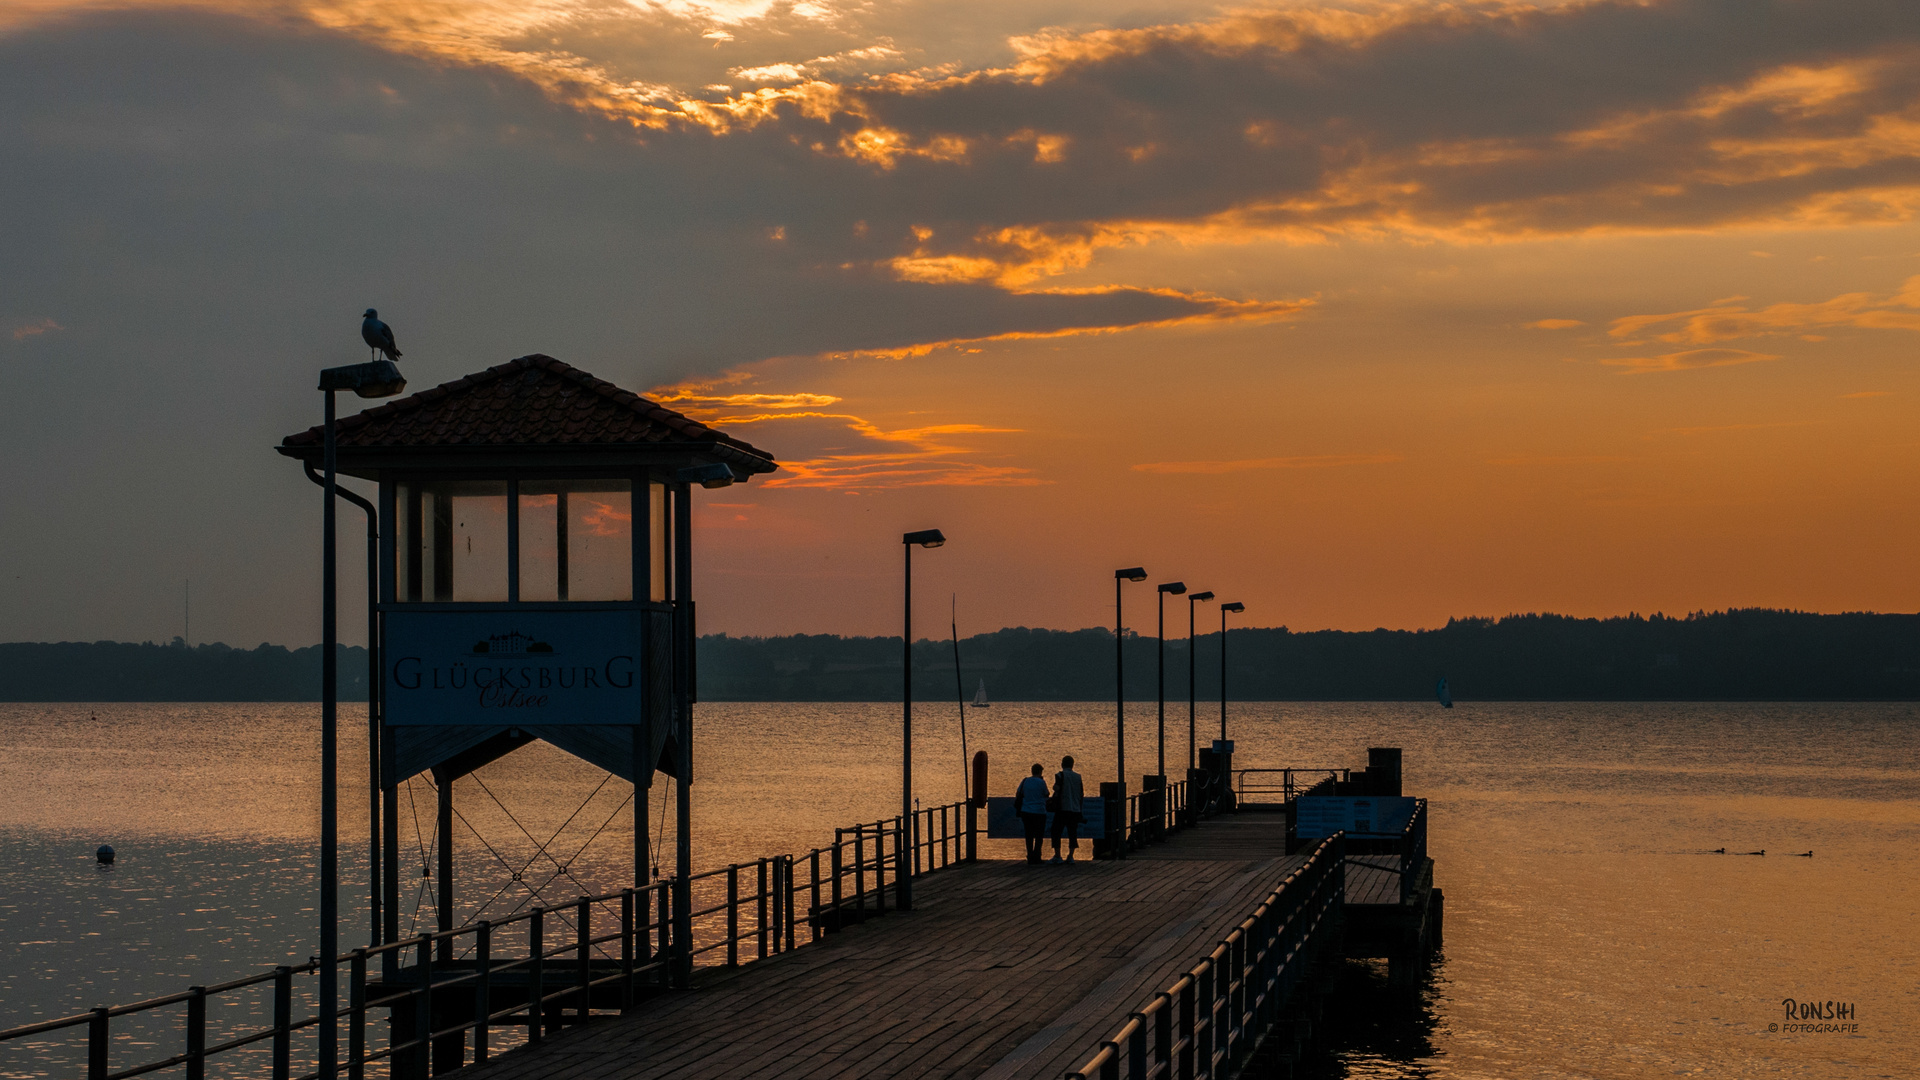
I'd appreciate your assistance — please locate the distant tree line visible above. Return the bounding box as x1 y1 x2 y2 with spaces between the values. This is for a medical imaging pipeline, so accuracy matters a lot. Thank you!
5 609 1920 701
703 610 1920 701
0 639 371 701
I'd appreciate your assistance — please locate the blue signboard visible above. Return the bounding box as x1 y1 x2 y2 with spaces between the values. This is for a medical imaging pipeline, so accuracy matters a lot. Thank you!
384 609 645 725
1294 796 1416 839
984 796 1106 840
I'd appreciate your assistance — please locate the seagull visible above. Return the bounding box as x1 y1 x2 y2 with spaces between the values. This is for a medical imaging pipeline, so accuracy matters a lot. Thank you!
361 308 402 363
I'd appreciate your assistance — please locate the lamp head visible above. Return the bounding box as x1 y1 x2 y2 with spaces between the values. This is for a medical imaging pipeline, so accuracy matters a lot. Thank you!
1190 591 1214 603
674 462 737 488
1222 602 1245 614
904 528 946 548
1158 581 1186 595
318 359 406 399
1115 567 1147 582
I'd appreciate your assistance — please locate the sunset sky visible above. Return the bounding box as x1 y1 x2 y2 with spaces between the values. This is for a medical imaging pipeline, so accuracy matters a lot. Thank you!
6 0 1920 646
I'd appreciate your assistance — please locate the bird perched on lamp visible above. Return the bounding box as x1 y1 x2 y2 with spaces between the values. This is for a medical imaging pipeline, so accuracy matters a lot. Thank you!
361 309 402 363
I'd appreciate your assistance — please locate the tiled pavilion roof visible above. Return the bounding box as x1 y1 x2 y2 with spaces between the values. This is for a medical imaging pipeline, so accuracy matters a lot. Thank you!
280 354 774 469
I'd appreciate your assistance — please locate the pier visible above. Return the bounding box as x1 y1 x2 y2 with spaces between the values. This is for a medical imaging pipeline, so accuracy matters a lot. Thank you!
0 749 1438 1080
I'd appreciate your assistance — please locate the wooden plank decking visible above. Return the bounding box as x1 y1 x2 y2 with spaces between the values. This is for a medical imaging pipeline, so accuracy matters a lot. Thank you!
466 814 1307 1080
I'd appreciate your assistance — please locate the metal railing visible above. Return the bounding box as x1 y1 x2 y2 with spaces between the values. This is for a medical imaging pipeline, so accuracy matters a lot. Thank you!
1064 834 1346 1080
1232 768 1350 805
1121 779 1191 849
2 800 976 1080
1350 797 1425 904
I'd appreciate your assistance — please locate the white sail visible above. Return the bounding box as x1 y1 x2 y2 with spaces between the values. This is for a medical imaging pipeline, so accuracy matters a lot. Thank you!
971 677 989 707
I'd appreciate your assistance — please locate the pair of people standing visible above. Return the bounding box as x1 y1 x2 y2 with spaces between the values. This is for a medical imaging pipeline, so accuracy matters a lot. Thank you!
1014 755 1085 864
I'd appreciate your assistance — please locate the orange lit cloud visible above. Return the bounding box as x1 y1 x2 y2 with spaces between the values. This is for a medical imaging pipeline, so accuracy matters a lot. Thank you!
1602 348 1780 373
822 289 1312 360
1527 319 1585 330
22 0 1920 301
649 376 1036 490
1132 453 1401 475
1608 276 1920 345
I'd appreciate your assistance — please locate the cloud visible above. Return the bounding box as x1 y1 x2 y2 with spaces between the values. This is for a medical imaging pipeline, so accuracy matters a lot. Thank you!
10 317 61 340
1484 454 1632 465
651 375 1037 489
1131 453 1401 475
1526 319 1584 330
1602 348 1780 373
1655 420 1818 436
1608 276 1920 344
20 0 1920 298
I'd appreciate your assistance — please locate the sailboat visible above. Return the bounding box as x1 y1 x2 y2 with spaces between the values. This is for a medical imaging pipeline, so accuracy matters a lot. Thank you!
1435 677 1453 708
971 677 990 708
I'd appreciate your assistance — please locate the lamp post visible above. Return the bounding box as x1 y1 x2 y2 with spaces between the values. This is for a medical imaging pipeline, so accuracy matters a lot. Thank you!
314 359 404 1077
1186 591 1213 770
1154 582 1185 782
1219 601 1246 743
902 528 946 911
1113 567 1146 827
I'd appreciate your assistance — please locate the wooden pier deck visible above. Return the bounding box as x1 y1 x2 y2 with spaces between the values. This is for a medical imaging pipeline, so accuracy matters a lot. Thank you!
467 813 1310 1080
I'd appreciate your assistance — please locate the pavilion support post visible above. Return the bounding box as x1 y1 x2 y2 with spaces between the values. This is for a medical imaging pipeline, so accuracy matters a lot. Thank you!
671 482 694 989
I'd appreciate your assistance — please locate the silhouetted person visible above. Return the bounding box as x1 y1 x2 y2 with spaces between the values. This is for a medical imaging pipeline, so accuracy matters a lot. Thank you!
1016 763 1049 864
1049 755 1084 862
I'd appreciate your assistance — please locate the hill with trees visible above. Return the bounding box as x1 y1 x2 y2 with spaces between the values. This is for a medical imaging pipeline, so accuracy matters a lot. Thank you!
5 610 1919 701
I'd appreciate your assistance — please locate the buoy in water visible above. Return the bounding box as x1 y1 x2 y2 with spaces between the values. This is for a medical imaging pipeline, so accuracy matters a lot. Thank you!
96 845 115 865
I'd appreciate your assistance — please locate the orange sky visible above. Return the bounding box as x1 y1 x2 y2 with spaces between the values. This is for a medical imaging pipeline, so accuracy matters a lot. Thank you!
4 0 1920 643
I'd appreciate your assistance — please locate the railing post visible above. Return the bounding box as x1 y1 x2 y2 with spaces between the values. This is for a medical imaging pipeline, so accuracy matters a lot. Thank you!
811 849 824 941
656 884 669 967
1128 1013 1148 1078
528 908 545 1044
967 800 978 861
1177 978 1195 1080
873 822 887 915
347 951 365 1080
186 986 207 1080
86 1006 107 1080
272 965 292 1080
475 921 492 1064
912 809 922 878
785 855 798 951
890 816 904 911
576 896 592 1024
1195 959 1214 1079
726 864 740 966
412 937 431 1078
620 890 636 1009
852 828 865 919
758 858 769 959
1229 934 1246 1057
1154 992 1172 1077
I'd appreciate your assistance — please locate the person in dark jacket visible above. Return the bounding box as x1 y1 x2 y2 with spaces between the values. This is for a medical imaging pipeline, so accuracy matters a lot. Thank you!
1015 763 1050 864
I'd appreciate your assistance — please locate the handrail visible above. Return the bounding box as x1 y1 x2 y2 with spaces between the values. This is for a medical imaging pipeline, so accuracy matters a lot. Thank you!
2 799 977 1080
1232 767 1351 805
1064 834 1347 1080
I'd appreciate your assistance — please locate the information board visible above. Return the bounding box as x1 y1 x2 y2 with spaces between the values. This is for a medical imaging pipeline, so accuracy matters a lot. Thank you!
1293 796 1416 839
384 609 645 725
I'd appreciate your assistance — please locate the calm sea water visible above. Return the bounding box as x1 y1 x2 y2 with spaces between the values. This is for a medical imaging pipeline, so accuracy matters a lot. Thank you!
0 701 1914 1078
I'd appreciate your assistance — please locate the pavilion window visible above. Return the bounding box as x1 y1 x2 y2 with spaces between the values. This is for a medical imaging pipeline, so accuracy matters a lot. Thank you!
396 481 509 603
519 479 633 602
648 481 667 603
